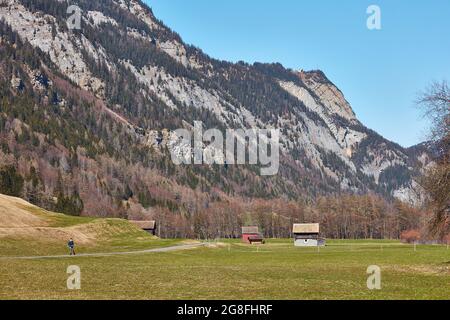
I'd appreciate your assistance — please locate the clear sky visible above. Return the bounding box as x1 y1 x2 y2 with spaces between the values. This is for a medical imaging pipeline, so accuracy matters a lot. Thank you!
145 0 450 148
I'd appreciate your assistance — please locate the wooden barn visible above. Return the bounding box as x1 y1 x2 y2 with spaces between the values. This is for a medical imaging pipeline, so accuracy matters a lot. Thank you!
293 223 325 247
129 220 157 236
241 226 264 244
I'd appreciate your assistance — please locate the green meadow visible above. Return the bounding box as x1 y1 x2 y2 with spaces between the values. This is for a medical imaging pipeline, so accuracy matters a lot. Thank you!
1 239 449 300
0 194 448 300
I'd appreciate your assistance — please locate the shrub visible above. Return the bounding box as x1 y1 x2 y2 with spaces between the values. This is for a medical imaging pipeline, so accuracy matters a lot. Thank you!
400 230 421 243
443 234 450 244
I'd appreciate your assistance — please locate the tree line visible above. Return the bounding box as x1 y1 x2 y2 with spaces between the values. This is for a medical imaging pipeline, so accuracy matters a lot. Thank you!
152 195 427 240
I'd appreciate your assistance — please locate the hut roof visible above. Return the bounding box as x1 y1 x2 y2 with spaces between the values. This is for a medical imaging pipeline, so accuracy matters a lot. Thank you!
242 226 259 234
129 220 156 230
293 223 320 234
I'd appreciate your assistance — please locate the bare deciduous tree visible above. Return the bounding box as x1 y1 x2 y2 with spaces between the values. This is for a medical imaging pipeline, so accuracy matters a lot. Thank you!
416 80 449 142
416 80 450 236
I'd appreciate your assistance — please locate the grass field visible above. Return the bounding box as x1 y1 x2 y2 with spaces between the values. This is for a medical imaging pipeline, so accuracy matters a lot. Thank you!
0 194 449 300
0 239 449 300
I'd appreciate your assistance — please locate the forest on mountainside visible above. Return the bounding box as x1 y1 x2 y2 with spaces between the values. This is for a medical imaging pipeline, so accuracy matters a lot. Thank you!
0 0 443 241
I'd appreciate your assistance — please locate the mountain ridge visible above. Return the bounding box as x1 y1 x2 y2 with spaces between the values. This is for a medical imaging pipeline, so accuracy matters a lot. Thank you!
0 0 431 218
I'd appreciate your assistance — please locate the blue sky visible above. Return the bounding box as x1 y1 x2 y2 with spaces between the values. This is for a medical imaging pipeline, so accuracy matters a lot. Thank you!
145 0 450 147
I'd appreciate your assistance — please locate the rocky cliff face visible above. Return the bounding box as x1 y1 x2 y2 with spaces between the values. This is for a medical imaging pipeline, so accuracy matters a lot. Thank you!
0 0 430 216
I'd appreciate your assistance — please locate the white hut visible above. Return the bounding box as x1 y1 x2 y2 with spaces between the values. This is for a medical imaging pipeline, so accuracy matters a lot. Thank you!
293 223 325 247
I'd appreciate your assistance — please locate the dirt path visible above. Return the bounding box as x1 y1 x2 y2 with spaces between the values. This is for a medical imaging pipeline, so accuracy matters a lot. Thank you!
0 243 207 260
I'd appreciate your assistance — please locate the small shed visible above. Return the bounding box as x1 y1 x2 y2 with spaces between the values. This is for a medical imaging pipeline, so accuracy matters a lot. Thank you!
130 220 157 236
241 226 264 244
293 223 325 247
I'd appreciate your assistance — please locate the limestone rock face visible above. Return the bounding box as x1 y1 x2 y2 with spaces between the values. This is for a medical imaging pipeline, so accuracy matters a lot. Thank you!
0 0 431 206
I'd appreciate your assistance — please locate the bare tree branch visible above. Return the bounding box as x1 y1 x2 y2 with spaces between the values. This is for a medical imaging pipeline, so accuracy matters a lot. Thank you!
416 80 450 236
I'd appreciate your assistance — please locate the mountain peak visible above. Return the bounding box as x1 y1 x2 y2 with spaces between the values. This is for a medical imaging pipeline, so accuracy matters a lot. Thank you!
0 0 429 216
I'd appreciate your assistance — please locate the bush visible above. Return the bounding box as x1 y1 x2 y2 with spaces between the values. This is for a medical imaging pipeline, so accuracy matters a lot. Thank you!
400 230 421 243
443 234 450 244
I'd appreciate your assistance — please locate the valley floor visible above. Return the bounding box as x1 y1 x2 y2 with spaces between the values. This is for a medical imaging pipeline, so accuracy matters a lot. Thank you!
1 239 449 300
0 194 448 300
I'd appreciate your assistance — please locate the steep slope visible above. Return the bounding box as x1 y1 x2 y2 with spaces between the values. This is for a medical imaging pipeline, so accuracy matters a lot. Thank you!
0 193 164 256
0 0 430 218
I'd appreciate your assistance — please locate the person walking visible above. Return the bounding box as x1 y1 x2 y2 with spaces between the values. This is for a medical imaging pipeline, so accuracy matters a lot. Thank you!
68 238 76 256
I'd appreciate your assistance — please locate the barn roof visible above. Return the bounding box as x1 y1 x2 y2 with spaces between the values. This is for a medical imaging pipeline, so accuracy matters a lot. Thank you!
129 220 156 230
242 226 259 234
293 223 320 234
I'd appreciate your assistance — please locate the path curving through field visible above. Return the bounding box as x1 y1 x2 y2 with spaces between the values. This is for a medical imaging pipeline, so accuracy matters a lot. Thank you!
0 242 207 260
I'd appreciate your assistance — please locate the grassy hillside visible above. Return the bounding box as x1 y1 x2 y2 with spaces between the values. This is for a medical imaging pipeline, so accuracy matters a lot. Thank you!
0 194 181 257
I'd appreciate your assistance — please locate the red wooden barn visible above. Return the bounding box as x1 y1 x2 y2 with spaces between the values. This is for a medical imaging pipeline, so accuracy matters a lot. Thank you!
241 226 264 244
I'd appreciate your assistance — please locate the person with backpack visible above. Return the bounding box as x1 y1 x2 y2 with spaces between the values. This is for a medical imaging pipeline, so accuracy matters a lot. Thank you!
68 238 76 256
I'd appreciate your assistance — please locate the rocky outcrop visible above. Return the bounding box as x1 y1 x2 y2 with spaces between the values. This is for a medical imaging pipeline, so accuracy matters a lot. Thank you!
0 0 431 205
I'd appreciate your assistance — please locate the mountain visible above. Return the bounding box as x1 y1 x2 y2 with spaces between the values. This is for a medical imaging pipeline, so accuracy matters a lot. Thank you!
0 0 431 219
